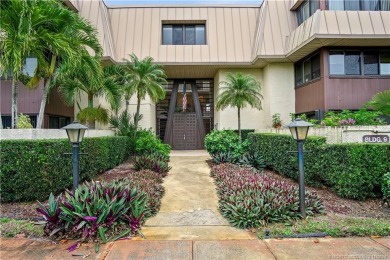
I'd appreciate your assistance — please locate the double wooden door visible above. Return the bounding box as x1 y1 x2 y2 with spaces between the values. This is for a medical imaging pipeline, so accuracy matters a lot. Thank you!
172 113 197 150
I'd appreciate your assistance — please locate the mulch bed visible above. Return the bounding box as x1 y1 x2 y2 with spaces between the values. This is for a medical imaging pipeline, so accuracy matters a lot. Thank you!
206 159 389 219
262 169 390 219
0 160 136 220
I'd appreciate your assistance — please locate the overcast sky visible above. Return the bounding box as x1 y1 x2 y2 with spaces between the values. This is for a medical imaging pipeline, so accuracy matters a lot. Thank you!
104 0 263 5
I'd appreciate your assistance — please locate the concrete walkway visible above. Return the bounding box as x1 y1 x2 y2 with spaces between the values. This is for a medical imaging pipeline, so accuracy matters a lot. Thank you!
139 150 254 240
1 151 390 259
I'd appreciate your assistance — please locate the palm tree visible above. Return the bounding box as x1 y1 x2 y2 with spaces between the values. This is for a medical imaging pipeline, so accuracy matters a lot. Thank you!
0 0 36 128
58 54 123 129
369 90 390 116
123 54 167 128
26 3 102 129
216 72 263 138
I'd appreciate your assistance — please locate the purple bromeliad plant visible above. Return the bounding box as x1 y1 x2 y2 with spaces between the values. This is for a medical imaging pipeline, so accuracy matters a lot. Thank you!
36 180 149 251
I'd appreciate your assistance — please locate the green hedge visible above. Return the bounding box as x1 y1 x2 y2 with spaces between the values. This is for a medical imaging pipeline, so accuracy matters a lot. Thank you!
248 133 390 200
233 129 255 141
0 136 132 202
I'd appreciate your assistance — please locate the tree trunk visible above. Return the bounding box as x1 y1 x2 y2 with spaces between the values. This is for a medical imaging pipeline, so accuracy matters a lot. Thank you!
11 78 18 129
237 106 241 140
86 93 95 129
37 55 56 129
134 95 141 129
36 78 51 129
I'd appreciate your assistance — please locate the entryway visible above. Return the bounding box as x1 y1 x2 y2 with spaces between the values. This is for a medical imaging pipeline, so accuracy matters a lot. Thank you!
156 80 214 150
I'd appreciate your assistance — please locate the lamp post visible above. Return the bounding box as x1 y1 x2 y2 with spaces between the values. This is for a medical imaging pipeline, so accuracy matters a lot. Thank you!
287 118 313 218
62 121 88 192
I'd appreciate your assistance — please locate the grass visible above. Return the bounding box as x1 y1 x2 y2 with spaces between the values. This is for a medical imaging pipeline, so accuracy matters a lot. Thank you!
0 218 44 238
257 214 390 239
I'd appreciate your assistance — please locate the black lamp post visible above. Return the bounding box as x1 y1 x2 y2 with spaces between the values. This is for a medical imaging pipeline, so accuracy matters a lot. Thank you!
62 121 88 192
287 118 313 218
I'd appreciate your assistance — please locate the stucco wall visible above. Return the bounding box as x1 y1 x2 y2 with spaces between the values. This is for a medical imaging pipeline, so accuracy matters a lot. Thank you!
256 125 390 144
213 64 295 130
0 129 115 140
263 63 295 127
214 69 267 130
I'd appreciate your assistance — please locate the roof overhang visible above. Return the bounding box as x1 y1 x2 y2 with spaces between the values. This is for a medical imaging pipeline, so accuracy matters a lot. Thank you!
287 36 390 62
158 63 263 78
285 10 390 61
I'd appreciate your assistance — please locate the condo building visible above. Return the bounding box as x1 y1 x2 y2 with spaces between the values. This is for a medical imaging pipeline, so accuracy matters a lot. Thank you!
1 0 389 149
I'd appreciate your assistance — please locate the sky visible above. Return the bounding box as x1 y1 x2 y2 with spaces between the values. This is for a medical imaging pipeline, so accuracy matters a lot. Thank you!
104 0 263 5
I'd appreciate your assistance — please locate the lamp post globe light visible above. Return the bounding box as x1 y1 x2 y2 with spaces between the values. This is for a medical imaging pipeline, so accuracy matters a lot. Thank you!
287 118 313 218
62 120 88 192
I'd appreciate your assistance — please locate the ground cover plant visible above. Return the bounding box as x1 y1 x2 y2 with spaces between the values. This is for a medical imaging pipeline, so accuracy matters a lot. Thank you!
36 181 147 251
35 166 167 251
248 133 390 200
211 164 324 229
134 154 171 175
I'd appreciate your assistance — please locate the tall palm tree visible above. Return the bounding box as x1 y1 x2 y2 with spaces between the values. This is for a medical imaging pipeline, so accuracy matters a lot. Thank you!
0 0 37 128
216 72 263 138
123 54 167 128
369 90 390 116
58 54 123 129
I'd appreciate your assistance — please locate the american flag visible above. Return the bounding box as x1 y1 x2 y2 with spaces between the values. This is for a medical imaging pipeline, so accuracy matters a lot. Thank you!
182 83 187 111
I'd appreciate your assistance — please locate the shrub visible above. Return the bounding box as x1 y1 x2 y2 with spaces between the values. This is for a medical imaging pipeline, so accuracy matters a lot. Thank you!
16 113 33 128
321 109 385 126
133 154 171 176
211 164 324 229
37 180 147 249
233 129 255 141
0 136 132 202
248 133 390 200
205 130 248 160
382 173 390 206
135 130 171 158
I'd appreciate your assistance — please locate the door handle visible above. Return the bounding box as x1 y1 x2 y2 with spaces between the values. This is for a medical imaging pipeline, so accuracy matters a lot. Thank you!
184 134 186 140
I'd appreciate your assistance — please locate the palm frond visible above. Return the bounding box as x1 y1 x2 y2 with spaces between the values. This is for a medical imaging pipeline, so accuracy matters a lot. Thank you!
369 90 390 116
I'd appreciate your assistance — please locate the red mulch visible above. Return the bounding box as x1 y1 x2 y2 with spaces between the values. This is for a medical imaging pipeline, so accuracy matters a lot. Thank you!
0 160 136 220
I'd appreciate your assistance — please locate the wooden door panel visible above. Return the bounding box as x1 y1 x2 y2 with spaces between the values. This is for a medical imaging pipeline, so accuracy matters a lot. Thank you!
173 113 197 150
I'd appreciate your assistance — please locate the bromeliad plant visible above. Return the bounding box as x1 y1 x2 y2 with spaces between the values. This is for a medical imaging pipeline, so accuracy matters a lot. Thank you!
211 164 324 229
36 180 147 251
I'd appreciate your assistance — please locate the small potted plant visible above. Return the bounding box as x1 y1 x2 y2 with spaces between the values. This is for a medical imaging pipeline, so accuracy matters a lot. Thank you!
272 113 282 129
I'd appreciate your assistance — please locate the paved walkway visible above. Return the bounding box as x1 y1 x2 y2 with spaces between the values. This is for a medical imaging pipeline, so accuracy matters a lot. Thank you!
1 151 390 259
138 150 254 240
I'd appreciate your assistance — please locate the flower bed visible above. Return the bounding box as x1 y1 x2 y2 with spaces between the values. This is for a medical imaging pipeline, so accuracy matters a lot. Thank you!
211 164 324 229
36 166 167 251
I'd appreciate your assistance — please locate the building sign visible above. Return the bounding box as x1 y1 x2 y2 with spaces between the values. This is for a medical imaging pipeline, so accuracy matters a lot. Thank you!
362 135 389 143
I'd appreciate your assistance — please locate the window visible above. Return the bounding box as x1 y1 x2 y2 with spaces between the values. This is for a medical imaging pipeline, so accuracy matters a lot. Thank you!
328 0 390 10
364 52 379 75
380 52 390 75
345 51 361 75
162 24 206 45
49 115 70 129
329 50 390 76
295 53 321 87
297 0 320 25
